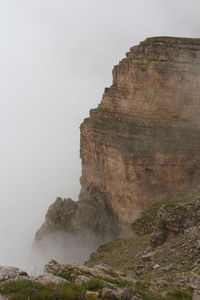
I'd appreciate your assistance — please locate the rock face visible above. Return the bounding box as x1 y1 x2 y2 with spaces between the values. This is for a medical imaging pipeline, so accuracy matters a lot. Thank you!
150 200 200 247
35 191 118 243
36 37 200 242
80 36 200 229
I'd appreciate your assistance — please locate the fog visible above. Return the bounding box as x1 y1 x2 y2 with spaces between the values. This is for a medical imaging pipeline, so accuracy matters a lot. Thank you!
0 0 200 272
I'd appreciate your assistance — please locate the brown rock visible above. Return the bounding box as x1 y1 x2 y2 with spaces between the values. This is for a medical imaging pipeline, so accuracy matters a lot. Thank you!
85 291 99 298
35 197 78 240
80 37 200 231
36 36 200 241
152 264 160 270
102 288 121 299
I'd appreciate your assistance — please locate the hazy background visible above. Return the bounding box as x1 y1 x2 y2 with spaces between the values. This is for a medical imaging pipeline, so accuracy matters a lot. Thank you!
0 0 200 271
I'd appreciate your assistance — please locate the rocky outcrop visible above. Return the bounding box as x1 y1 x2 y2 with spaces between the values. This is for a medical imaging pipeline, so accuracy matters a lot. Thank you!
0 266 29 282
36 36 200 242
150 200 200 247
80 37 200 230
35 188 118 243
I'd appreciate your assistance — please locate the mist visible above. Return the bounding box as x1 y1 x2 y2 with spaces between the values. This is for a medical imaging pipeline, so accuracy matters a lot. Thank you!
0 0 200 272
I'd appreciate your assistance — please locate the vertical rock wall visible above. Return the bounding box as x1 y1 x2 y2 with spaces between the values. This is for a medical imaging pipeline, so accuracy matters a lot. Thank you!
80 37 200 228
36 37 200 243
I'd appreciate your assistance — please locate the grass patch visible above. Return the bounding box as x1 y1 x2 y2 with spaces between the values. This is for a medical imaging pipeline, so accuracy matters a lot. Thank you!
166 289 192 300
0 279 92 300
87 235 149 271
134 281 156 300
82 278 104 291
54 271 75 282
102 277 129 288
134 281 192 300
102 268 118 278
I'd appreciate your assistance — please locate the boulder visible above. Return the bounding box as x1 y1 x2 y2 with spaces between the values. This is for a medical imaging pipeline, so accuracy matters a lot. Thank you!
193 290 200 300
35 273 67 284
75 275 90 285
0 266 29 282
86 291 99 298
150 202 200 247
121 287 134 300
102 288 121 299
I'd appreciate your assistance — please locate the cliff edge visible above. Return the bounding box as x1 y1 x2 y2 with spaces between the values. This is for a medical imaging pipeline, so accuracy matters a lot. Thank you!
36 37 200 244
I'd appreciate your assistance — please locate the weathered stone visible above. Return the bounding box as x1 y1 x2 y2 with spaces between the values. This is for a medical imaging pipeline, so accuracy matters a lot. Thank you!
158 263 175 272
141 251 155 261
152 264 160 270
121 287 134 300
151 202 200 247
0 266 29 282
102 288 121 299
193 290 200 300
131 295 144 300
43 260 63 274
35 197 78 240
75 275 90 285
43 260 133 288
86 291 99 298
35 273 67 284
190 272 200 290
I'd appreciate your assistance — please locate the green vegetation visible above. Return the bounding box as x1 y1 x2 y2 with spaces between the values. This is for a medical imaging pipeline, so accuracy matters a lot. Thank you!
134 281 192 300
101 268 118 278
82 278 104 291
0 279 98 300
131 192 191 235
99 276 129 288
166 289 192 300
54 271 75 282
87 235 149 271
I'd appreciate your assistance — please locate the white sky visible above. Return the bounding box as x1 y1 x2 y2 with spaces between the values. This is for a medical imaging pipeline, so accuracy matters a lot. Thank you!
0 0 200 270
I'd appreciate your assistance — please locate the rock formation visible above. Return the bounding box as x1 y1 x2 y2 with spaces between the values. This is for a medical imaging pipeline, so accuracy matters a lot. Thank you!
150 199 200 248
80 36 200 228
36 37 200 242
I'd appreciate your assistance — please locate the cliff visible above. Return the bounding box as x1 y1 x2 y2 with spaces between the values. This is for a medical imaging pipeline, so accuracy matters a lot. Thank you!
36 36 200 243
80 36 200 228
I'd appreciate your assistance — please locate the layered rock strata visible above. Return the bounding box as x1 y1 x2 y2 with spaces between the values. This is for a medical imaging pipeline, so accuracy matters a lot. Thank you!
36 37 200 241
80 37 200 228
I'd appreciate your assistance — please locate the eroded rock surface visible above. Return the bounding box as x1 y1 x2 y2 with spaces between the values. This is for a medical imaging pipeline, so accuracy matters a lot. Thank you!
0 266 29 282
80 37 200 230
35 187 118 244
150 200 200 247
36 36 200 242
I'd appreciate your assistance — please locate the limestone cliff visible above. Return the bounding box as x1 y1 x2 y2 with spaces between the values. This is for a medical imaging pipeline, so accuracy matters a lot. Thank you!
80 36 200 228
36 37 200 242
